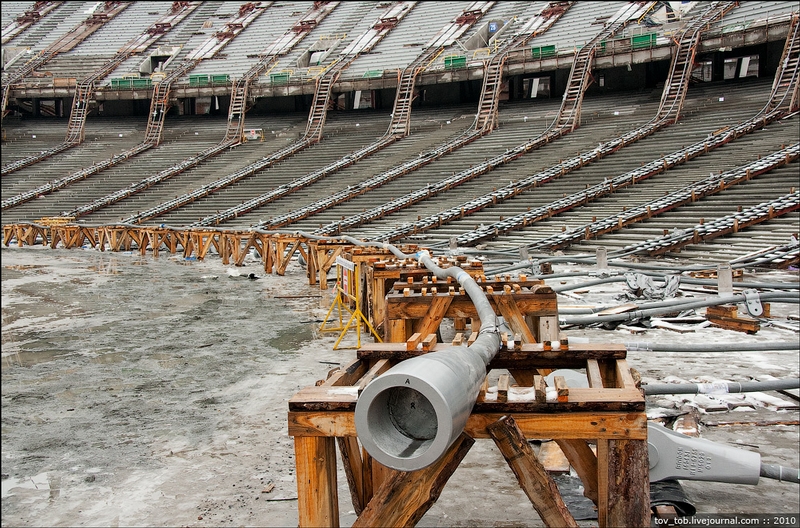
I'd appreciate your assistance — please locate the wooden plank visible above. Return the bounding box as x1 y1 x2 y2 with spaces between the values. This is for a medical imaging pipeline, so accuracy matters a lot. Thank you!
421 333 437 351
560 388 643 403
352 433 474 527
294 436 339 527
497 374 510 403
586 359 604 388
356 342 627 369
288 411 648 439
707 314 760 333
386 292 558 320
555 439 599 504
487 416 578 527
615 359 638 390
322 358 367 387
406 332 422 351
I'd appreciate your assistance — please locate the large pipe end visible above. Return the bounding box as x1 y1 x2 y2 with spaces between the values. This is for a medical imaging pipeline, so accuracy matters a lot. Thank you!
355 349 486 471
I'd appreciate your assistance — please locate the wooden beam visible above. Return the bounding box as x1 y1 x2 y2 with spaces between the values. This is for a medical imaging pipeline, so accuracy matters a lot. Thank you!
357 342 628 370
492 294 537 343
487 416 578 527
386 292 557 321
337 436 365 515
412 295 453 339
288 411 648 440
352 433 474 528
294 435 339 527
555 439 599 504
597 438 650 527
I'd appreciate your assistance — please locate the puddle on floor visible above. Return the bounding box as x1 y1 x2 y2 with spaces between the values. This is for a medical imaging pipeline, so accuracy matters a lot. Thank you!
1 350 71 370
1 472 53 499
267 324 316 352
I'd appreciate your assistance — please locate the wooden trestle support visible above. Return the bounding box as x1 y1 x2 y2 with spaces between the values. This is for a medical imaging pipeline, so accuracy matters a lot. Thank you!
3 223 650 524
289 261 649 527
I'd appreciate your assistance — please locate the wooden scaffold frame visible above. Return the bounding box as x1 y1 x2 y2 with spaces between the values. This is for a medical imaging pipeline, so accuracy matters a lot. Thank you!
289 268 650 527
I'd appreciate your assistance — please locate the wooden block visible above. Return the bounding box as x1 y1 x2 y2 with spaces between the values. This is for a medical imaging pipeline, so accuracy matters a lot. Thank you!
654 505 678 521
706 304 737 318
403 287 410 297
673 407 700 436
513 333 522 350
533 375 547 403
559 333 569 350
707 314 760 334
497 374 510 403
406 332 423 351
554 376 569 403
451 333 464 346
421 333 437 351
467 331 478 346
501 332 509 349
478 376 489 401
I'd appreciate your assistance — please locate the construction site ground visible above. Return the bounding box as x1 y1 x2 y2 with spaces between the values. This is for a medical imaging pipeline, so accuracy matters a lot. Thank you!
1 245 798 527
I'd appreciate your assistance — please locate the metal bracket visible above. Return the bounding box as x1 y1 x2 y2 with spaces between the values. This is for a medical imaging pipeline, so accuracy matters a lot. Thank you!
742 289 763 316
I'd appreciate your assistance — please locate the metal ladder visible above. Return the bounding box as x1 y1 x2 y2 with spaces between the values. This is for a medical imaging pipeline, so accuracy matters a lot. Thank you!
656 1 738 123
387 47 444 137
305 70 342 141
767 13 800 113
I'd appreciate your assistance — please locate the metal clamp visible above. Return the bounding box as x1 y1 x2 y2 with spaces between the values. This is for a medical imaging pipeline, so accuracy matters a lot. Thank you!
742 289 763 316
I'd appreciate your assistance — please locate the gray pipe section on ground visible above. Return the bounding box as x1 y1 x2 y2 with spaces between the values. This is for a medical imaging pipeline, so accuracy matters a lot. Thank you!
626 341 799 352
560 292 799 326
760 464 800 484
643 378 800 395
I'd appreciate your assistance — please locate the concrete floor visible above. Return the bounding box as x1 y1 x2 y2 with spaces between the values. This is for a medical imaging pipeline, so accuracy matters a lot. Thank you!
2 245 798 527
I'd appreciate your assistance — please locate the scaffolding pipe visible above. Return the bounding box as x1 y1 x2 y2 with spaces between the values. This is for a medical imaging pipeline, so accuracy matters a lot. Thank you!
560 291 799 326
642 378 800 395
626 341 799 352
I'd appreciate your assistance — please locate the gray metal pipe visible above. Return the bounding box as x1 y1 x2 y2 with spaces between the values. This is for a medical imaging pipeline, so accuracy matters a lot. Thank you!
626 341 799 352
761 464 800 484
643 378 800 395
355 249 501 471
561 291 799 326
